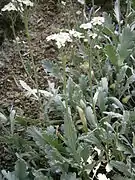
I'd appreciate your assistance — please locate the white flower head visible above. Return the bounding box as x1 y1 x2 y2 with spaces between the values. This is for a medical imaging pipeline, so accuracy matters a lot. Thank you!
46 32 72 49
17 2 24 12
77 0 85 5
76 10 82 15
13 36 21 44
91 16 105 26
87 156 92 164
61 1 66 6
16 0 34 7
94 45 102 49
105 163 113 173
2 0 34 12
84 38 88 42
69 29 84 39
97 173 110 180
1 2 17 12
94 146 101 156
89 32 97 39
80 22 92 29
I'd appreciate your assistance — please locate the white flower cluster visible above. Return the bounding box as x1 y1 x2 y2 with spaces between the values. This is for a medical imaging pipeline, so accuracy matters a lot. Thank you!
80 22 92 29
88 32 97 39
46 32 72 49
69 29 84 39
1 0 34 12
91 16 105 25
1 2 17 12
79 16 105 41
80 16 105 30
77 0 85 5
61 1 66 6
97 173 110 180
17 0 34 7
46 30 84 49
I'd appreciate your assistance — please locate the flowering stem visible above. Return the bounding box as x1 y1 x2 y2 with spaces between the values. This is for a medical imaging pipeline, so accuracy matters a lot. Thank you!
92 0 95 7
96 49 103 78
62 54 68 110
23 10 44 119
10 15 35 85
23 11 37 84
88 42 97 122
91 0 95 15
117 0 121 34
61 53 79 162
125 0 131 26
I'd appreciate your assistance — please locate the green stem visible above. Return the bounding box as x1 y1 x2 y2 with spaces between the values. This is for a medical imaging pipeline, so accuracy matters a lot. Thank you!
97 49 103 78
88 42 97 122
91 0 95 16
125 0 131 26
24 11 45 119
10 16 35 85
117 0 121 34
62 54 68 111
23 11 37 86
92 0 94 7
